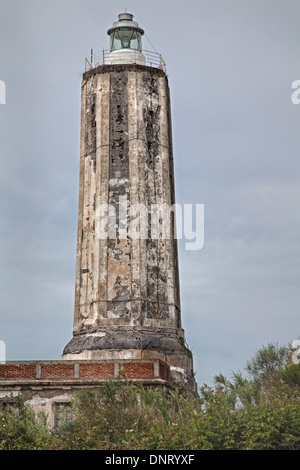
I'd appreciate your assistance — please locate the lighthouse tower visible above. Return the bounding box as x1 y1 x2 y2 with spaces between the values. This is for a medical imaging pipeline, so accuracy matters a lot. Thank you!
62 13 196 391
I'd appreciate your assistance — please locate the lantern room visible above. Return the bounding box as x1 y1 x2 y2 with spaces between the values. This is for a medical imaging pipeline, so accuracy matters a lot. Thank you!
106 13 146 65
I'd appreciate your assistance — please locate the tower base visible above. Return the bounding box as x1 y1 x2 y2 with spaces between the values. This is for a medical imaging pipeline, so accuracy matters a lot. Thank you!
62 328 197 393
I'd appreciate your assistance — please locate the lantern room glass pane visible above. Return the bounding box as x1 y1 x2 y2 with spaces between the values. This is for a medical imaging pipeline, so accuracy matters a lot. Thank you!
110 30 142 52
110 33 121 51
130 31 141 51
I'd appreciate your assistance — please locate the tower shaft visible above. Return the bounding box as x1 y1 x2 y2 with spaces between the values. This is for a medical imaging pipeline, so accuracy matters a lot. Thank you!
62 15 196 390
75 65 180 333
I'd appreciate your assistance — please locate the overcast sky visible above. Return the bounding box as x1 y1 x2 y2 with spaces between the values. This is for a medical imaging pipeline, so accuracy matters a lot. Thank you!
0 0 299 386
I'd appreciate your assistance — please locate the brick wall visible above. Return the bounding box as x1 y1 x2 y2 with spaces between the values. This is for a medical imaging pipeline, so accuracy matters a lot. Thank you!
0 364 35 379
122 362 154 378
41 364 74 379
80 363 114 378
0 360 169 382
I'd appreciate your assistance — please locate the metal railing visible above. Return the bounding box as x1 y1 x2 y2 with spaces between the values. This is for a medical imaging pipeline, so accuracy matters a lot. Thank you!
85 49 166 73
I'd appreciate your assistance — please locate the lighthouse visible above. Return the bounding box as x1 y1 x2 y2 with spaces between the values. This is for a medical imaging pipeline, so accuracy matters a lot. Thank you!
62 13 196 391
0 13 197 422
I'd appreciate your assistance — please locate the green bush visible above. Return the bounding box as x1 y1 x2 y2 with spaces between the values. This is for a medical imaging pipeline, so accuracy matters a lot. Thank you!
0 395 52 450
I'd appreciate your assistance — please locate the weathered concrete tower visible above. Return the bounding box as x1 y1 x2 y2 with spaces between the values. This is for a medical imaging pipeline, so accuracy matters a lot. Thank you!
62 13 196 391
